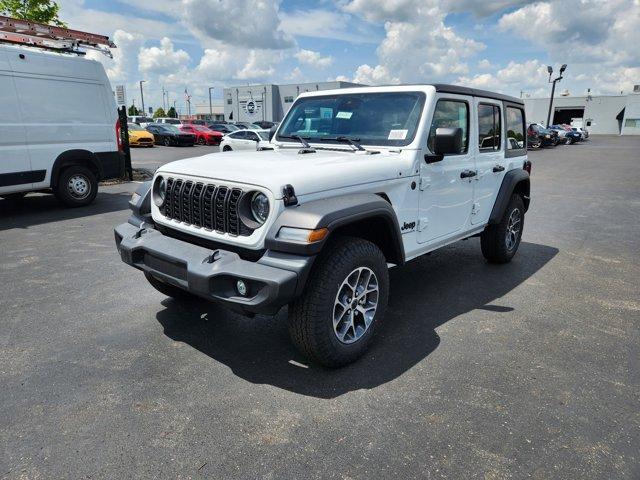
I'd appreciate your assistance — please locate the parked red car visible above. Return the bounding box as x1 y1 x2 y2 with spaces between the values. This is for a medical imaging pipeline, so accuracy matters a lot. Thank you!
179 124 223 145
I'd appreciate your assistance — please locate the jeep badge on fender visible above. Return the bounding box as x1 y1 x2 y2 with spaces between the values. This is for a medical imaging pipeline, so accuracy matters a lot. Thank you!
115 84 530 368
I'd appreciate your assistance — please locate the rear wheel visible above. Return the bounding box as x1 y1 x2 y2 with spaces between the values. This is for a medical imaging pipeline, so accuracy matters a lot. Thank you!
198 137 206 145
144 272 196 301
164 137 171 147
481 194 525 263
54 165 98 207
288 237 389 368
222 145 232 152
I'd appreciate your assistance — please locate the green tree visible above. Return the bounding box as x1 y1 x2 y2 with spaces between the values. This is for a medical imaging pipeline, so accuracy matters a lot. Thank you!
167 106 177 118
0 0 66 27
153 107 166 119
128 104 139 116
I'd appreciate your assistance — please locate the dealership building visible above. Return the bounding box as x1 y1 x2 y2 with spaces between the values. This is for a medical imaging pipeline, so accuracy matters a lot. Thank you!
524 90 640 135
223 81 362 124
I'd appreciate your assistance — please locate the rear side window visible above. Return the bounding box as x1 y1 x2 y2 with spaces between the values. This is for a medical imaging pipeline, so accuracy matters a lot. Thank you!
478 104 501 152
427 99 469 154
506 107 525 150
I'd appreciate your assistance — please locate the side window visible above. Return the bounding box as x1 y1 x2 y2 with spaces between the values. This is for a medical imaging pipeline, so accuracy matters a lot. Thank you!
506 107 525 150
478 104 501 152
235 131 247 140
247 132 259 141
427 99 469 154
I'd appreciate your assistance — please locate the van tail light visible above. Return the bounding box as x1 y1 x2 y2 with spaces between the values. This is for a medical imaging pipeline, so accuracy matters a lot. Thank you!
523 160 532 174
116 118 123 152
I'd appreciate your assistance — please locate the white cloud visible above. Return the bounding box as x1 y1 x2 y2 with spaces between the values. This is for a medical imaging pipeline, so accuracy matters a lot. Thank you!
139 38 190 75
280 9 379 44
86 30 144 83
456 60 549 96
182 0 293 49
295 49 333 68
352 64 399 85
477 59 493 70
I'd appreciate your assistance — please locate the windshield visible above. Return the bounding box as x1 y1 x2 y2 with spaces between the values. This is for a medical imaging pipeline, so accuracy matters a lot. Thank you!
160 125 181 133
257 131 269 141
277 92 426 147
128 123 144 131
164 119 181 124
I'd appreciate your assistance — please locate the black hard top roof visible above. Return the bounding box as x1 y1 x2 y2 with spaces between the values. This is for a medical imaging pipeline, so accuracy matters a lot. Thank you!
432 84 523 105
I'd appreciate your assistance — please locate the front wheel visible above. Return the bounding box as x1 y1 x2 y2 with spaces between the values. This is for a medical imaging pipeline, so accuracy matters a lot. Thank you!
164 137 171 147
481 194 525 263
198 137 206 145
288 237 389 368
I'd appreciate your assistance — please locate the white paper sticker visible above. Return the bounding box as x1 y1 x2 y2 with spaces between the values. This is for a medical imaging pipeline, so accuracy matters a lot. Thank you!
388 129 408 140
336 111 353 119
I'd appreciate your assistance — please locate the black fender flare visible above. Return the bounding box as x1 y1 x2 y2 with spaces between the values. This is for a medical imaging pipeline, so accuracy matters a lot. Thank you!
489 169 530 224
265 193 405 264
50 149 103 188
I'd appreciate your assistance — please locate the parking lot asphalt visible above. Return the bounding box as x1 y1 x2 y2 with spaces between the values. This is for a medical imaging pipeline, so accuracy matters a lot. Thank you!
1 136 639 479
130 144 219 172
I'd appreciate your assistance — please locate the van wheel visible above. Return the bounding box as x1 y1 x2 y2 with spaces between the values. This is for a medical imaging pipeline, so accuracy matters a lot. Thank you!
144 272 195 301
54 165 98 207
481 194 525 263
288 237 389 368
222 145 232 152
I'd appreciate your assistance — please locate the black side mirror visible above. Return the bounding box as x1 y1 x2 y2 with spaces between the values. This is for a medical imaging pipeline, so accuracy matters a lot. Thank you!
269 125 277 141
425 127 463 163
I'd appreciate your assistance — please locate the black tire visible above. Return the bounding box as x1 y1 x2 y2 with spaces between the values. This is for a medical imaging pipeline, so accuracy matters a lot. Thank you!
164 137 171 147
1 192 27 201
144 272 196 301
481 194 525 263
222 145 232 152
198 137 206 145
54 165 98 207
288 237 389 368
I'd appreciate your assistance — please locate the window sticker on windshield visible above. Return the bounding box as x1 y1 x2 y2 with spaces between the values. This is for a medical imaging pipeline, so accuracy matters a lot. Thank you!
388 129 408 140
336 111 353 119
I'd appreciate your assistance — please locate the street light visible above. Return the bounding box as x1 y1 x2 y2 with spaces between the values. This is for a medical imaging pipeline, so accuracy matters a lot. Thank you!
545 64 567 127
208 87 214 117
139 80 147 117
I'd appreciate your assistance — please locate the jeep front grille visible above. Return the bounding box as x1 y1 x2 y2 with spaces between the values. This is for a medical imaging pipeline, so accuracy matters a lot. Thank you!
160 178 250 236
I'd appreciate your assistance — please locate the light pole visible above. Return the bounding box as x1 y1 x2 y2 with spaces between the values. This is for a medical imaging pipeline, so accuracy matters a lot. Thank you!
139 80 147 116
162 86 166 111
208 87 214 118
545 64 567 127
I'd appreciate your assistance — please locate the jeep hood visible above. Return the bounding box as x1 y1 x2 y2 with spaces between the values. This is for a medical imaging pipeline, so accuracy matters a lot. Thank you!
156 148 406 198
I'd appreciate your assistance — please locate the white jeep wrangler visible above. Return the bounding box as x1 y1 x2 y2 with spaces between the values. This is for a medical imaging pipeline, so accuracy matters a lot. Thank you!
115 84 531 367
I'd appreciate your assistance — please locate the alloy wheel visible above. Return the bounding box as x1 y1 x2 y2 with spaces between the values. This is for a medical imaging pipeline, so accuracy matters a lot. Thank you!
333 267 379 344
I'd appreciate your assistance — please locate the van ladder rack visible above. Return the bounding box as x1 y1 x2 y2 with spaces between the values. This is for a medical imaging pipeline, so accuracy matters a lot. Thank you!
0 15 115 57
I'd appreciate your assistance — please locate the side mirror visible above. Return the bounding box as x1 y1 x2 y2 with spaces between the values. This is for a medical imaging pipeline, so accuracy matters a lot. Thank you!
425 127 463 163
269 125 277 141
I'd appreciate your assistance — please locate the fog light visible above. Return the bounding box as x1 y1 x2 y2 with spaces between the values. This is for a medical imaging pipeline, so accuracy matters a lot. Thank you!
236 280 247 296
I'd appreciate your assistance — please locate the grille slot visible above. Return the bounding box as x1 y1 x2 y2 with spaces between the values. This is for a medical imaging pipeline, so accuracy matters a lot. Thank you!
160 177 253 236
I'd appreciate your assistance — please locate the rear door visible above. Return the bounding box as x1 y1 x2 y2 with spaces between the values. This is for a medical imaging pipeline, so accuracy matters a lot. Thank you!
0 51 32 193
472 99 506 225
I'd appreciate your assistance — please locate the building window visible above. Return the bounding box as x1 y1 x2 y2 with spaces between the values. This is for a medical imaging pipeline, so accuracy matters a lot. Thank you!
284 96 294 103
625 118 640 128
226 98 232 105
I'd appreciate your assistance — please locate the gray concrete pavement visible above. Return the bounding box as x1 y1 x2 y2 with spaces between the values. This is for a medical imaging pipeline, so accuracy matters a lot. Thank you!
130 144 219 172
1 136 639 479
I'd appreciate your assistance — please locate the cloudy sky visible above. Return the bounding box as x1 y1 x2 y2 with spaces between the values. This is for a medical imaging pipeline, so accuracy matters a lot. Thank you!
58 0 640 114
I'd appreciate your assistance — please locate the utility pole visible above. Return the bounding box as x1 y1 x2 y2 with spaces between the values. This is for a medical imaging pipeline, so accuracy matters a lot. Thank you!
208 87 214 118
139 80 146 116
162 86 166 111
545 64 567 127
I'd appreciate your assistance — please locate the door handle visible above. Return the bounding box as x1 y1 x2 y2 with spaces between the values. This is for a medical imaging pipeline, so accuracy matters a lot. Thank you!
492 165 505 173
460 170 477 179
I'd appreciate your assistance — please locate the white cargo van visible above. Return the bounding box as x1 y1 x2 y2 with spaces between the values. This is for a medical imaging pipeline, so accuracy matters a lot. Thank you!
0 44 122 207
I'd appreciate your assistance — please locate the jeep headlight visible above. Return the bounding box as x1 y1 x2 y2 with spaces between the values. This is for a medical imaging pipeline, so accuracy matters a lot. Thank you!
152 176 167 207
250 192 269 224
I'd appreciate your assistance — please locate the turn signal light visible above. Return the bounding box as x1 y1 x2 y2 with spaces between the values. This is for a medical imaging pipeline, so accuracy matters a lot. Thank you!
277 227 329 243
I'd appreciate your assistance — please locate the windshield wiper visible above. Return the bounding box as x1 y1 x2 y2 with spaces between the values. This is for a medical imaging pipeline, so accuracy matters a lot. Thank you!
279 134 311 148
321 136 365 151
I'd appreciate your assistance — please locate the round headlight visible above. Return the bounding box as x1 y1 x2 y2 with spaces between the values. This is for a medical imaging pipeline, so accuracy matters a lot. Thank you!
153 176 166 207
250 192 269 224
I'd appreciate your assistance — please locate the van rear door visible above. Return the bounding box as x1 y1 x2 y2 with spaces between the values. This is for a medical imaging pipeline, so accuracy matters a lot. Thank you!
0 50 33 194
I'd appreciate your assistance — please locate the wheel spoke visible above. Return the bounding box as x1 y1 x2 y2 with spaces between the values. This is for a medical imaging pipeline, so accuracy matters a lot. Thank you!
333 266 379 344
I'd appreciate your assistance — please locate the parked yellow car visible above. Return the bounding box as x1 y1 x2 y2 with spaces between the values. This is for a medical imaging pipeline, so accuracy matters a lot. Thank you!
127 123 155 147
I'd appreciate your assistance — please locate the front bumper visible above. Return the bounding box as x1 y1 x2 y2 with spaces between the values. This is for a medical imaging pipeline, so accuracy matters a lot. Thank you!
114 222 314 315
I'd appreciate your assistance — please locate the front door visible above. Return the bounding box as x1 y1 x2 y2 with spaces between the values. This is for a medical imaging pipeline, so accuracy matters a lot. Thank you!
418 96 475 244
472 100 506 225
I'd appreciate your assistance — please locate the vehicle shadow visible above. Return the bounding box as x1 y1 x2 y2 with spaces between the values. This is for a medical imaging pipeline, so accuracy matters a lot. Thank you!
0 189 133 231
156 240 558 399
